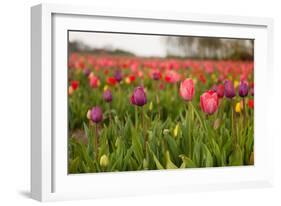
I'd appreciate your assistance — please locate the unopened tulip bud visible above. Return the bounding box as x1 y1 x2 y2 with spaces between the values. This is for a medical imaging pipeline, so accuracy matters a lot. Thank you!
100 154 109 168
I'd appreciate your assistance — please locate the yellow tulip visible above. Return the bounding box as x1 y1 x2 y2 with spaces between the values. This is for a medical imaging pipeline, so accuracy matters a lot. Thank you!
173 123 180 138
234 80 239 89
125 77 131 84
211 74 217 81
103 85 109 91
149 102 153 111
235 102 242 113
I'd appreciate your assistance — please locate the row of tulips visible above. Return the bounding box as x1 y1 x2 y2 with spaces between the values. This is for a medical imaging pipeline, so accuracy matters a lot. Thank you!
68 54 254 173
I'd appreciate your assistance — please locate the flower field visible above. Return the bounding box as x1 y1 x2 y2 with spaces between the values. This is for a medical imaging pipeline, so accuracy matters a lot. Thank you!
68 53 254 173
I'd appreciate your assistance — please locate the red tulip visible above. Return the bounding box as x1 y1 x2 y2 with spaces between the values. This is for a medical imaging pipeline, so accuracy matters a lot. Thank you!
164 70 180 83
179 78 195 101
200 90 219 115
106 77 117 86
248 99 254 109
70 80 79 90
216 84 224 98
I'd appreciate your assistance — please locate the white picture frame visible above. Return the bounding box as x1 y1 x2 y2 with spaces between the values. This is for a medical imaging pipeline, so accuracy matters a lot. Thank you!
31 3 274 202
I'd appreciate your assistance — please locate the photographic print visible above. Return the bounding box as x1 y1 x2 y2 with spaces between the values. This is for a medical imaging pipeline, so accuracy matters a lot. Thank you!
67 31 254 174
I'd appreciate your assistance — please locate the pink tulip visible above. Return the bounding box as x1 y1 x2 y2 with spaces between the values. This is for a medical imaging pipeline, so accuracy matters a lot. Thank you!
179 78 195 101
200 90 219 115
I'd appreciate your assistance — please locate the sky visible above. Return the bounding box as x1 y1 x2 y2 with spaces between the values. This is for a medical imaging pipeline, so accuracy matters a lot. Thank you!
69 31 167 57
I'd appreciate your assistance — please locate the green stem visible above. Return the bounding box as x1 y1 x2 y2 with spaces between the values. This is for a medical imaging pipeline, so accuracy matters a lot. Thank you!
95 123 99 161
243 98 246 127
141 106 147 154
232 99 237 145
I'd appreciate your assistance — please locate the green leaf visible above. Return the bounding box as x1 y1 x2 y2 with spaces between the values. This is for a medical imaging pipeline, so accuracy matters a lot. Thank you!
201 144 213 167
165 150 178 169
229 144 243 166
149 146 164 169
69 157 79 173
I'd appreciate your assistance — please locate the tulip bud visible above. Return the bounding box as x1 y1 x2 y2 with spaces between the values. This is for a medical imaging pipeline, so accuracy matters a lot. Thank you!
130 86 147 106
143 158 148 169
103 89 112 103
179 78 195 101
224 80 236 99
100 154 109 168
173 123 180 138
86 109 91 120
90 106 103 123
238 81 249 97
149 102 153 111
68 86 74 95
200 90 219 115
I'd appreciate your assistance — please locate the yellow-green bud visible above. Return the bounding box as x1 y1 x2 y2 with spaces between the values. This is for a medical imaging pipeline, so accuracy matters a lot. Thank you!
100 154 109 168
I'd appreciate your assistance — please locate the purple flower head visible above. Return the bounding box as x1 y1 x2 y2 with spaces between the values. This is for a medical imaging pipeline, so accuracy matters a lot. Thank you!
90 107 103 123
224 80 236 99
114 70 122 82
152 70 161 80
130 86 147 107
103 89 113 103
83 68 91 76
238 81 249 97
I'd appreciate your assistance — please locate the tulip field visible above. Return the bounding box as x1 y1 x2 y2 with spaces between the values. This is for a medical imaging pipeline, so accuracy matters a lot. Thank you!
68 53 254 173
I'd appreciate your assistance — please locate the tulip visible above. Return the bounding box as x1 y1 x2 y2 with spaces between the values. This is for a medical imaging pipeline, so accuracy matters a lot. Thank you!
224 80 236 99
114 70 122 82
238 81 249 97
103 89 112 103
151 69 161 80
89 106 103 160
90 107 103 123
235 102 242 113
100 154 109 168
179 78 195 101
89 76 100 88
130 86 147 152
250 87 254 96
68 86 74 95
130 87 147 107
248 99 254 109
70 80 79 90
173 123 180 138
200 90 219 115
106 77 117 86
83 68 91 76
216 84 224 98
164 70 180 83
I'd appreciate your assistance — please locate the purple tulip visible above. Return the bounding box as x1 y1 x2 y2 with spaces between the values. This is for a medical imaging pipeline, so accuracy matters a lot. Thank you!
83 68 91 76
224 80 236 99
152 70 161 80
114 70 122 82
130 87 147 106
103 89 112 103
90 107 103 123
238 81 249 97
